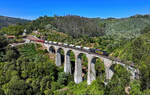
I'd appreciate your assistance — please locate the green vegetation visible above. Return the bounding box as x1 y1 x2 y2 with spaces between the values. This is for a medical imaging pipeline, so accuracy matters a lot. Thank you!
105 64 130 95
111 26 150 94
112 31 150 64
0 42 133 95
0 25 24 36
2 14 150 52
0 43 67 95
0 14 150 94
27 15 150 53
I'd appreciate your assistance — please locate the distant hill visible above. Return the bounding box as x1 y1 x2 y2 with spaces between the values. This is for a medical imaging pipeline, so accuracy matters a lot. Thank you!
27 14 150 38
26 15 105 38
0 16 30 29
104 14 150 40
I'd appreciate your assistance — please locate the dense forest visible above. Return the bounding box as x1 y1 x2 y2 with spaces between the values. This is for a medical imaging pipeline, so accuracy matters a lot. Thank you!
0 14 150 95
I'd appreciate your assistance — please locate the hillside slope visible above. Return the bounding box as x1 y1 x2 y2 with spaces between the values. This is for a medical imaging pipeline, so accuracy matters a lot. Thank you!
0 16 30 29
27 15 150 51
105 15 150 40
26 14 150 39
112 31 150 64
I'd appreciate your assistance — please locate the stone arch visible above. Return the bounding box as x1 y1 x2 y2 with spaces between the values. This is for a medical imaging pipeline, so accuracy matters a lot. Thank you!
49 46 56 53
55 48 65 66
64 50 75 74
109 63 130 81
87 57 105 85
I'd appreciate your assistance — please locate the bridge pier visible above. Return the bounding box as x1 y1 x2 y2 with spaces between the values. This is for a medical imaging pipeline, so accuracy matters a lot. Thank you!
64 50 72 74
74 53 82 84
105 66 114 81
55 50 62 66
87 57 96 85
104 59 114 81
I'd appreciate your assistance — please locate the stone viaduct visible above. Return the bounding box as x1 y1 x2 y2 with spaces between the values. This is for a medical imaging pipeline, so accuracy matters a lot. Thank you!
25 36 138 85
42 42 138 85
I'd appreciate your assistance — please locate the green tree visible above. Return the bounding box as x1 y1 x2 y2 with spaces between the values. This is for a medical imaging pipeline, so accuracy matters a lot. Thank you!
2 76 32 95
129 80 143 95
4 48 20 62
0 25 24 36
0 35 8 48
140 56 150 90
57 72 72 87
105 64 130 95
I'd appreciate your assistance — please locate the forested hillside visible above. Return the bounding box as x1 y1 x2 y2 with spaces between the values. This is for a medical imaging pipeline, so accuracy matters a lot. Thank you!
104 15 150 49
0 16 30 29
26 15 150 38
112 28 150 64
25 15 105 38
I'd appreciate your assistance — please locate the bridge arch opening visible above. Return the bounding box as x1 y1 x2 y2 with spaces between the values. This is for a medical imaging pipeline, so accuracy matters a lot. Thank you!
93 57 105 78
109 64 130 81
55 48 65 66
107 64 131 87
49 46 56 53
88 57 106 84
95 58 106 79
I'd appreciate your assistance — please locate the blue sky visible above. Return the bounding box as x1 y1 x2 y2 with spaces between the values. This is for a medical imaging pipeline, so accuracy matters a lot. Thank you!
0 0 150 20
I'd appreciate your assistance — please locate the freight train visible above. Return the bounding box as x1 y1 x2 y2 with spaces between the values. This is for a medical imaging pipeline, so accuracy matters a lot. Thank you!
29 38 109 56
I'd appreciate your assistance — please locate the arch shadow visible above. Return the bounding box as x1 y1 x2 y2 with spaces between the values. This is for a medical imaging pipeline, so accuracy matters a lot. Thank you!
49 46 56 53
90 57 105 79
